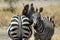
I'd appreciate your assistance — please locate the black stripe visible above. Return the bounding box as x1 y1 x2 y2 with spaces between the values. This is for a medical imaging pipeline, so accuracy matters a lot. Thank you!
11 33 17 35
14 36 19 38
24 33 29 35
22 28 30 31
23 36 27 38
23 19 29 22
15 39 19 40
11 24 19 27
22 24 29 27
11 28 18 31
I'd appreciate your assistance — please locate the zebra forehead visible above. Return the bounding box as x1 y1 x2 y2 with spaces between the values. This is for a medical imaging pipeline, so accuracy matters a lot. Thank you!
32 12 40 17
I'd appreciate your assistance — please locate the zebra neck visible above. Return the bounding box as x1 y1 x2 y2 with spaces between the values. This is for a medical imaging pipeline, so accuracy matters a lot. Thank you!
36 19 44 33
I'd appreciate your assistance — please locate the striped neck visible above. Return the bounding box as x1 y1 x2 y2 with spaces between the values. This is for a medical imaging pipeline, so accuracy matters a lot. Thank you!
35 17 44 33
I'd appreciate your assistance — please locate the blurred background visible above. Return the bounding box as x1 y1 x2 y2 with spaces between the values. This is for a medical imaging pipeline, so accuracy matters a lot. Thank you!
0 0 60 40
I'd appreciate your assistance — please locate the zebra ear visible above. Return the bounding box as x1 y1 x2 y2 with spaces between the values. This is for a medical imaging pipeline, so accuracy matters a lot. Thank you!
36 8 38 12
39 7 43 13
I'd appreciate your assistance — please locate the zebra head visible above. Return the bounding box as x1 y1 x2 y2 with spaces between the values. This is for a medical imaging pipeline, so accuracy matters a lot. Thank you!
31 7 43 25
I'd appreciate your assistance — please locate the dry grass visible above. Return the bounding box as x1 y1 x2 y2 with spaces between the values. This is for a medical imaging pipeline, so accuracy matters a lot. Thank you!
0 0 30 2
0 2 60 40
0 6 23 27
0 3 60 27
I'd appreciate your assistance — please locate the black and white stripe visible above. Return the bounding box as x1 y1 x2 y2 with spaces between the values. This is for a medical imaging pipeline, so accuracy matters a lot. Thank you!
7 15 20 40
31 12 54 40
7 15 32 40
29 7 55 40
21 15 32 40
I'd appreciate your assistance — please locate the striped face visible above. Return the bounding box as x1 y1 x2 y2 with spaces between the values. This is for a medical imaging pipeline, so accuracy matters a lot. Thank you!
30 7 43 25
32 12 40 25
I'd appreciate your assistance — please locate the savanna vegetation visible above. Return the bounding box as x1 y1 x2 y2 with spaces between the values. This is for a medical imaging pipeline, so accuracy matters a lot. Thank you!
0 1 60 40
0 3 60 27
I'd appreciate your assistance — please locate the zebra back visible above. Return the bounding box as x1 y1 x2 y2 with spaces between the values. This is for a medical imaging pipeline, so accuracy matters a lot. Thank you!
7 15 32 40
7 15 20 40
21 15 32 40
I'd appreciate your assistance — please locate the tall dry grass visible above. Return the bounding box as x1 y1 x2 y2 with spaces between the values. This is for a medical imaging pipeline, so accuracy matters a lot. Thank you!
0 3 60 27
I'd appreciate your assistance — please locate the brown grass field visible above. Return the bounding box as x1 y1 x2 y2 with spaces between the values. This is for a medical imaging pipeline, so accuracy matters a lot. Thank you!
0 3 60 27
0 1 60 40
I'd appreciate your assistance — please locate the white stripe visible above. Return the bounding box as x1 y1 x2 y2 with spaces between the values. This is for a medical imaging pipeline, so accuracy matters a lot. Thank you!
22 26 29 29
22 15 26 18
11 22 18 25
22 18 29 21
11 18 19 22
23 30 29 34
10 31 17 35
34 29 37 33
10 26 18 31
12 35 18 37
22 38 26 40
22 22 29 25
7 25 11 34
23 35 28 38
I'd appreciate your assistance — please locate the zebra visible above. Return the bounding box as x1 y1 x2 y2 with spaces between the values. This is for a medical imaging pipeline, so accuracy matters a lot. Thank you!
21 3 55 40
30 7 55 40
7 15 32 40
